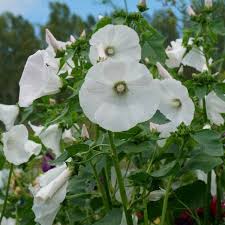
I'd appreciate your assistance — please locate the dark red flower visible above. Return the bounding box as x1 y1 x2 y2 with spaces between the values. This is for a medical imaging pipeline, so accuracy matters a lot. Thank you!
175 211 194 225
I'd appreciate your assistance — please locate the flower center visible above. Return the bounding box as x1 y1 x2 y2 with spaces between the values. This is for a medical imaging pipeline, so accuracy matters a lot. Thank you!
105 46 115 56
171 98 182 108
114 81 127 95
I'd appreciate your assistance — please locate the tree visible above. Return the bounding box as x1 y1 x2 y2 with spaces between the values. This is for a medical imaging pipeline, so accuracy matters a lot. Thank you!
0 13 40 104
41 2 96 43
150 9 179 46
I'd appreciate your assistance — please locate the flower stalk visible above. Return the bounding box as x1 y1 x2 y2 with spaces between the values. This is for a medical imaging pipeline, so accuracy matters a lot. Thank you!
0 163 13 223
160 176 173 225
108 131 133 225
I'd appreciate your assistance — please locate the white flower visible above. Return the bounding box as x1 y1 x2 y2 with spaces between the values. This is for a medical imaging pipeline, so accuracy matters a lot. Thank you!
81 124 90 139
62 128 76 144
79 61 160 132
0 169 9 189
182 47 208 72
159 79 195 126
29 123 62 157
0 104 19 130
19 50 62 107
205 91 225 125
205 0 213 8
165 39 186 68
187 6 196 16
1 217 16 225
89 25 141 65
31 164 71 225
2 125 41 165
156 62 172 79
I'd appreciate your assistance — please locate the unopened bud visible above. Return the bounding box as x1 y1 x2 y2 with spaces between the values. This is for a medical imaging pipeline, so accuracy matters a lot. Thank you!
137 0 148 12
205 0 213 8
156 62 172 79
150 122 159 133
203 124 211 129
70 35 76 43
81 124 90 139
98 14 104 20
45 29 61 52
49 98 56 105
187 6 196 16
80 30 86 38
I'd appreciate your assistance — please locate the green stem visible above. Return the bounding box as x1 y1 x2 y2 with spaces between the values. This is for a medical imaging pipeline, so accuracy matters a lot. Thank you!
160 176 173 225
144 200 149 225
204 171 212 225
90 162 110 211
123 0 128 12
0 164 13 223
108 131 133 225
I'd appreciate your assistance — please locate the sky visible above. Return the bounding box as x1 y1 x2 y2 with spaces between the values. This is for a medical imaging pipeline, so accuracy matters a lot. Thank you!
0 0 165 25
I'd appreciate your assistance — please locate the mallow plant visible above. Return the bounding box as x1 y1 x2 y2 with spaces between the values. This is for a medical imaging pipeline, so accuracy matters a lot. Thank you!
0 1 225 225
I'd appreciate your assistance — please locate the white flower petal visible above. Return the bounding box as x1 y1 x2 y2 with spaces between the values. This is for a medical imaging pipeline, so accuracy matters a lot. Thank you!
165 39 186 68
79 61 160 132
0 104 19 130
2 125 41 165
182 47 208 72
30 123 62 157
19 50 62 107
159 79 195 126
0 169 9 189
1 217 16 225
205 91 225 125
89 24 141 64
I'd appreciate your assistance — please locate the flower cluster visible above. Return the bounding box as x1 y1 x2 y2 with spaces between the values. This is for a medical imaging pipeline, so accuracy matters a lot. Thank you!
0 1 225 225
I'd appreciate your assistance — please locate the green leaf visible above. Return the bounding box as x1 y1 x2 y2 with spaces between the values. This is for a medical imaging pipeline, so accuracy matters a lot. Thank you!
117 141 154 154
93 208 123 225
169 181 206 209
94 17 112 31
183 154 223 173
191 129 224 156
150 110 170 124
50 151 69 165
128 170 152 188
151 161 178 177
66 143 89 156
141 31 166 64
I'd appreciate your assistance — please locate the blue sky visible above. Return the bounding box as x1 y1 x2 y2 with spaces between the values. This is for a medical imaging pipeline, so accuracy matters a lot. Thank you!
0 0 165 25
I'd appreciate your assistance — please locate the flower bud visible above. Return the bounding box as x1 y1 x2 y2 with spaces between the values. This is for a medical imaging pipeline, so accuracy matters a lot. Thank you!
187 6 196 16
137 0 148 12
62 128 76 144
98 14 104 20
70 35 76 43
36 167 71 201
45 29 61 52
81 124 90 139
156 62 172 79
205 0 213 8
203 124 211 129
80 30 86 38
